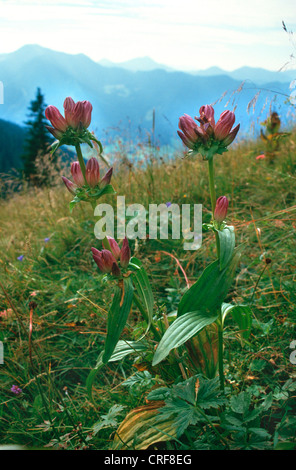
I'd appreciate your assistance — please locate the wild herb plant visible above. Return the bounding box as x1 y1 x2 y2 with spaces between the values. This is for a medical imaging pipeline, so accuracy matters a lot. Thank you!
42 97 261 449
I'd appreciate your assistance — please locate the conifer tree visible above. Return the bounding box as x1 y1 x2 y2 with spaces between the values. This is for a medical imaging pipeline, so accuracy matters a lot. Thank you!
21 87 52 183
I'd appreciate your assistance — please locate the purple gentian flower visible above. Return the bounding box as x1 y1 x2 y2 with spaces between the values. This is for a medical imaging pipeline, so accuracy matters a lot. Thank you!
44 237 50 243
17 255 24 261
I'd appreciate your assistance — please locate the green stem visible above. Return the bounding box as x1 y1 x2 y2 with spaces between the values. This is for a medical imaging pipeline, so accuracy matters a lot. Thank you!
217 320 225 393
208 158 220 258
208 158 217 215
75 143 87 185
208 157 224 392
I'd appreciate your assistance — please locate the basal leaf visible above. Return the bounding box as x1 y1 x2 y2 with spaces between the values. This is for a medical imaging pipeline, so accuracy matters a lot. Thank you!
152 311 218 366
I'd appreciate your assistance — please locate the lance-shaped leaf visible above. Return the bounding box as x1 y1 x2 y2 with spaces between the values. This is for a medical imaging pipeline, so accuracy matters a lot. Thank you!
177 247 242 318
129 257 154 332
152 311 218 366
216 225 235 270
102 276 134 364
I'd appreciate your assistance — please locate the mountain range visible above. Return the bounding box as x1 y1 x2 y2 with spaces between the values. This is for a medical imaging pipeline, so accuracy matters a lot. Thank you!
0 45 295 159
98 57 296 85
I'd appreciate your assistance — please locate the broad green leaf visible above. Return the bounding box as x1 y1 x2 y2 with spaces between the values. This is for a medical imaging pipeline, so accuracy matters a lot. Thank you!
105 339 148 362
221 302 252 338
152 311 218 366
177 247 242 318
112 402 178 450
230 391 252 415
216 225 235 270
102 276 134 364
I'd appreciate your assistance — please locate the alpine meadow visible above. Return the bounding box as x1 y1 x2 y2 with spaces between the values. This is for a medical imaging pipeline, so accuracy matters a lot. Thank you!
0 6 296 454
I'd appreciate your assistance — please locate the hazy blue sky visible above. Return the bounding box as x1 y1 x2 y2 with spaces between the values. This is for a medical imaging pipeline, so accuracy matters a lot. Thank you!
1 0 296 71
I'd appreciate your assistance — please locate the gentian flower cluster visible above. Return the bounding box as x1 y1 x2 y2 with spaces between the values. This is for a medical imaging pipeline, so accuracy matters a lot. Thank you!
45 97 102 153
91 236 131 278
62 157 113 195
178 105 240 160
45 97 114 209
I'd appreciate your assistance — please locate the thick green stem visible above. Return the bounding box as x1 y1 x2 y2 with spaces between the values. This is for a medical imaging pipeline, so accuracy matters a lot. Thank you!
75 143 87 185
208 157 224 392
208 158 217 215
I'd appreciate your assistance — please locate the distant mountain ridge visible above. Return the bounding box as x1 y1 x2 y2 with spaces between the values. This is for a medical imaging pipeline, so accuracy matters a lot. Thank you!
98 56 174 73
98 56 296 84
0 45 294 154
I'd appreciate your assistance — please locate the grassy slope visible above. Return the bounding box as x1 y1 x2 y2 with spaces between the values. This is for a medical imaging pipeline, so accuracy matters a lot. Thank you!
0 134 295 449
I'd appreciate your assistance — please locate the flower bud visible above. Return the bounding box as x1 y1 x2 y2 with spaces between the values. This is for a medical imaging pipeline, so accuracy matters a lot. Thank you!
91 247 117 274
63 97 76 127
45 105 68 132
120 237 131 268
65 100 93 130
62 176 77 195
103 236 121 260
198 105 215 126
214 196 229 223
100 167 113 187
221 124 240 146
80 100 92 128
178 114 200 150
85 157 100 187
71 161 85 187
71 101 85 130
214 111 235 141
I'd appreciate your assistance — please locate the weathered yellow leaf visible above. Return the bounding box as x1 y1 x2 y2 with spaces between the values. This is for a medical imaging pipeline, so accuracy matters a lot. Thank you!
113 401 177 450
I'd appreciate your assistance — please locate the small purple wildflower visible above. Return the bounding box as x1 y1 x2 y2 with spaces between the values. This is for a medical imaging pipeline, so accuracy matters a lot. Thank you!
44 237 50 243
17 255 24 262
165 202 172 207
11 385 22 395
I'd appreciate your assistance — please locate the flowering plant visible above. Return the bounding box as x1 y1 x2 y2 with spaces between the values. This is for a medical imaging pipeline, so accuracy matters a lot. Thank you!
50 98 252 449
